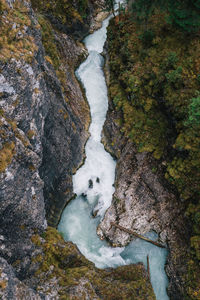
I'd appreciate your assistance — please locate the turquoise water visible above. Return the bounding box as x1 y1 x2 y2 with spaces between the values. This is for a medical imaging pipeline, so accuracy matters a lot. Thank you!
58 8 169 300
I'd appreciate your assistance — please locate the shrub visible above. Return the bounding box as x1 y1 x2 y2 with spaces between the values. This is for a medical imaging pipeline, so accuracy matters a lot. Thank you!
187 96 200 126
139 30 155 47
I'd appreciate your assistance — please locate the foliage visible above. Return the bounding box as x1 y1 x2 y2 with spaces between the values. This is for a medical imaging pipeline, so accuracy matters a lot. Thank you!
0 0 38 62
167 0 200 33
104 0 116 16
37 15 61 70
130 0 156 26
76 0 89 19
128 0 200 33
0 0 3 14
107 9 200 298
32 227 155 299
187 96 200 126
139 29 155 47
31 0 89 21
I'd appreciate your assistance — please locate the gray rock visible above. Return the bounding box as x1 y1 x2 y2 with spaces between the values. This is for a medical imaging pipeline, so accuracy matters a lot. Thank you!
0 0 106 297
98 64 190 300
0 257 43 299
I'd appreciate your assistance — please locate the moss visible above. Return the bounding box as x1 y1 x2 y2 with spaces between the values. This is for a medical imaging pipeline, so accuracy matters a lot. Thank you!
37 14 61 70
27 130 36 139
19 225 26 231
12 259 21 267
28 164 36 171
0 0 38 62
0 141 15 173
13 98 19 107
107 10 200 299
32 227 155 299
37 15 72 97
0 0 3 14
0 280 7 289
31 234 42 247
15 131 30 147
31 0 89 24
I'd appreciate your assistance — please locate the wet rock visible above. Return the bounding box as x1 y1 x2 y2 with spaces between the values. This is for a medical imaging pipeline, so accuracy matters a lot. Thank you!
92 209 99 218
96 177 100 183
88 179 93 189
81 193 87 199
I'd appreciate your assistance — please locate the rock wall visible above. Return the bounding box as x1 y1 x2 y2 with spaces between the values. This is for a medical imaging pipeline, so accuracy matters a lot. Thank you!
0 0 107 297
97 47 190 300
0 1 157 298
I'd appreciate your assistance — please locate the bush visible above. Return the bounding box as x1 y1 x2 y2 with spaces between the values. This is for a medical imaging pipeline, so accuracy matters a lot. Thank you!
165 66 182 84
187 96 200 126
162 52 178 70
139 30 155 47
167 0 200 33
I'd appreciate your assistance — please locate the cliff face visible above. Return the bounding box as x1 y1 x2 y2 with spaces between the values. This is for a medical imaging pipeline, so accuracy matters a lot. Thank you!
98 99 189 299
0 0 98 297
0 1 155 299
97 14 200 300
0 0 158 300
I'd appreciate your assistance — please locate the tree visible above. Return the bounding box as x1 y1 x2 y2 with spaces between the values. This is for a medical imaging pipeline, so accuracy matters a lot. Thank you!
130 0 159 28
104 0 116 17
167 0 200 33
187 96 200 126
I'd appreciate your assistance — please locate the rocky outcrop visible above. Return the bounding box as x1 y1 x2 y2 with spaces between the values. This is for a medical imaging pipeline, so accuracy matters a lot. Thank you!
25 227 156 299
0 0 103 297
0 257 42 300
97 51 190 299
0 0 156 298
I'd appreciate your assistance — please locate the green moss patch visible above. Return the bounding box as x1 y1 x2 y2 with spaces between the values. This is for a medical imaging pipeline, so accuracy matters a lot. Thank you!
0 0 38 62
32 227 155 299
31 0 89 25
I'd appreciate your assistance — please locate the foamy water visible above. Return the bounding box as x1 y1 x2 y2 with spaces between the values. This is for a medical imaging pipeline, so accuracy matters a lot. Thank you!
58 4 169 299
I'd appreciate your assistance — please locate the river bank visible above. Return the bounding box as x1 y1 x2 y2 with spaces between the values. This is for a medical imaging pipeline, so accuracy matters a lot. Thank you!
58 10 169 300
98 12 200 299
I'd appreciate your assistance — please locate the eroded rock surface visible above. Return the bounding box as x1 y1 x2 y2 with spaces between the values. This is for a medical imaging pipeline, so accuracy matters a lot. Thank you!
97 82 190 300
25 227 155 300
0 0 156 298
0 257 43 300
0 0 99 297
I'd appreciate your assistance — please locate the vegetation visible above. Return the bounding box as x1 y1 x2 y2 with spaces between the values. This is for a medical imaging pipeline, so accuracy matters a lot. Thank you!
0 142 15 173
167 0 200 33
32 227 155 299
37 14 61 70
0 0 38 62
104 0 116 17
31 0 89 23
129 0 200 33
107 1 200 298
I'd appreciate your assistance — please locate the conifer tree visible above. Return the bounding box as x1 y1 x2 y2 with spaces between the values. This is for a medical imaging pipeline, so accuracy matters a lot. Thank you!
131 0 155 26
167 0 200 33
104 0 116 17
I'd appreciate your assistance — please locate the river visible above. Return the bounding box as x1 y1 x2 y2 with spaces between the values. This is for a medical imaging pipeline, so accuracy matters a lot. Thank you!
58 7 169 300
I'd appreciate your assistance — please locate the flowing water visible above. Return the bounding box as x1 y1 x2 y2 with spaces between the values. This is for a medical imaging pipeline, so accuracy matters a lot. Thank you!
58 8 169 300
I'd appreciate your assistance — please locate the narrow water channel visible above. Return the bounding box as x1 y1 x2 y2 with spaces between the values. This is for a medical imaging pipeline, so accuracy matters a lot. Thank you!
58 9 169 300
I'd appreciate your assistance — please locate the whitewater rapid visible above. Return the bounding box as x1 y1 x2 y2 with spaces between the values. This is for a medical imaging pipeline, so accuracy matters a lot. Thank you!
58 8 169 300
